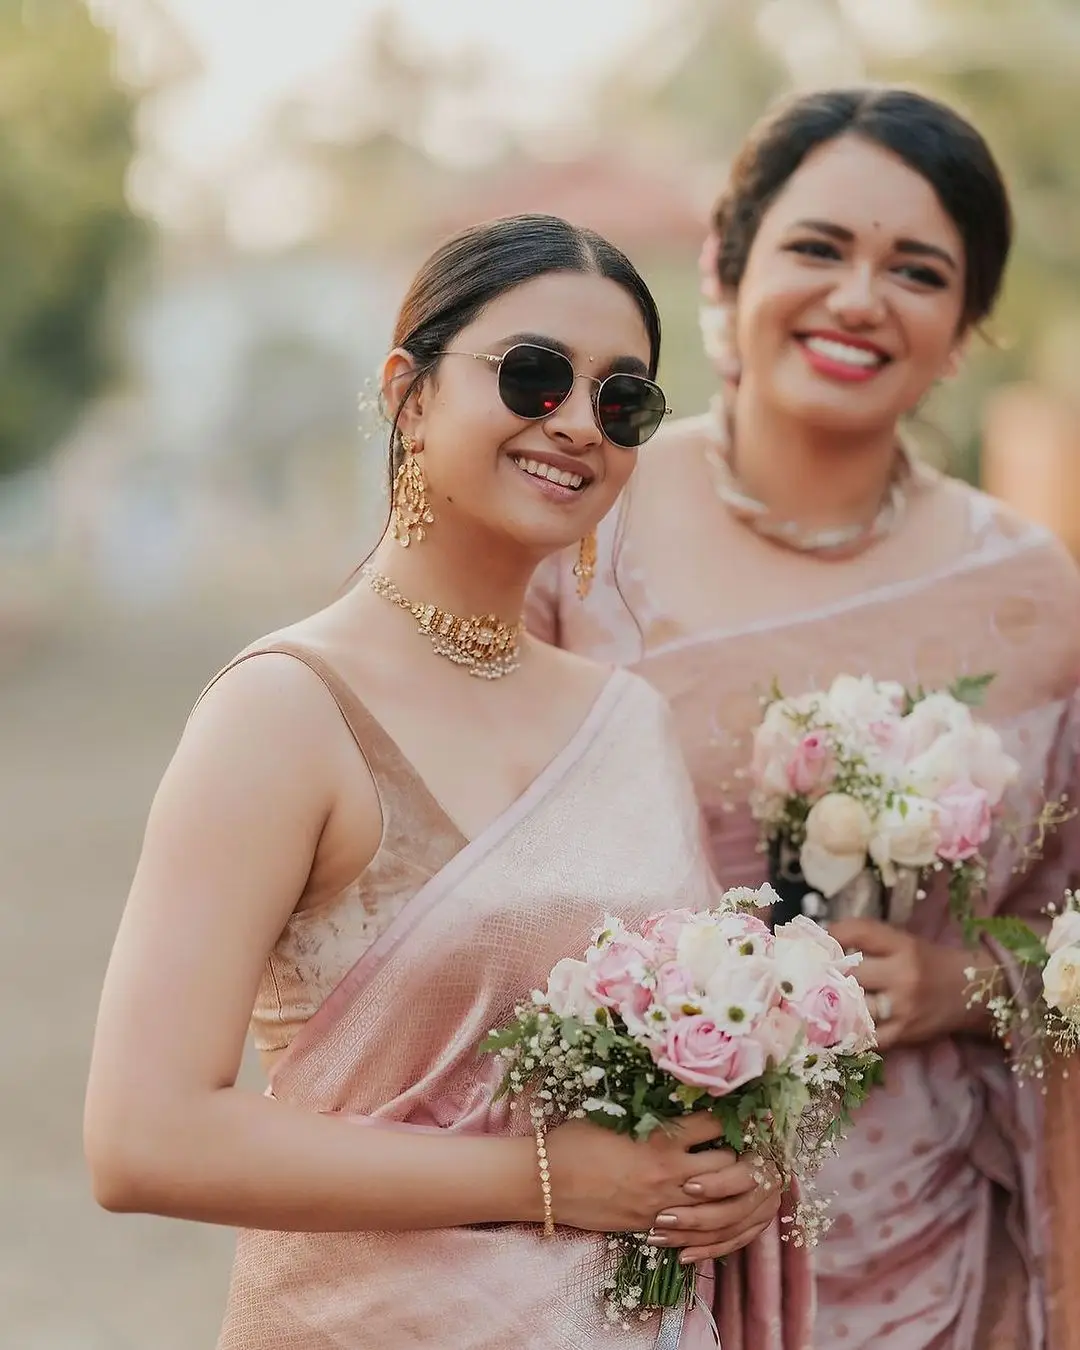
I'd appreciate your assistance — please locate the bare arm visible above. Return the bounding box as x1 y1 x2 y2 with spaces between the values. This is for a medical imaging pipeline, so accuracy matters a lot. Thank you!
85 652 779 1246
83 654 540 1232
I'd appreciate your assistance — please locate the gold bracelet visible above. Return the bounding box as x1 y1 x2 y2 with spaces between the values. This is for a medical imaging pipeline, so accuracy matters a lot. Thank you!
532 1114 555 1237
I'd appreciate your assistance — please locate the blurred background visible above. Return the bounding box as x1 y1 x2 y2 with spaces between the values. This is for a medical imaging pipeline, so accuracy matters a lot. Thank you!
1 1 1079 1344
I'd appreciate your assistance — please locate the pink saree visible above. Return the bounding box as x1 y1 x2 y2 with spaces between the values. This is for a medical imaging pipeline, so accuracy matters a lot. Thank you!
215 656 813 1349
527 451 1080 1349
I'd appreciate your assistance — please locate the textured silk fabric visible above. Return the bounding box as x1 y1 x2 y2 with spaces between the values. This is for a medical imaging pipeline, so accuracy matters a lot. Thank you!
196 641 469 1056
526 449 1080 1350
210 652 813 1349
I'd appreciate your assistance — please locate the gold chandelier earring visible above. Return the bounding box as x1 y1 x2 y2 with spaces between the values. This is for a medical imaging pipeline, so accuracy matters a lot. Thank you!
390 433 434 547
573 530 597 599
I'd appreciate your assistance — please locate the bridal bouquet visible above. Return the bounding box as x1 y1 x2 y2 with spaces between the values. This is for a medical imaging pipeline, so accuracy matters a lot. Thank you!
482 885 880 1327
750 673 1019 931
967 891 1080 1075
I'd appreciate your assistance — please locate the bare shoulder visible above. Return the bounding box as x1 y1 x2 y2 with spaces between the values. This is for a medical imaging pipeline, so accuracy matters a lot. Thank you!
523 635 614 695
944 478 1080 585
184 617 361 779
523 636 663 714
638 413 714 471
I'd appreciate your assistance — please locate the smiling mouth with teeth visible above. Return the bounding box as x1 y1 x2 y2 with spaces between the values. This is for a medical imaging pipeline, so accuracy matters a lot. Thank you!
798 335 888 369
510 455 587 491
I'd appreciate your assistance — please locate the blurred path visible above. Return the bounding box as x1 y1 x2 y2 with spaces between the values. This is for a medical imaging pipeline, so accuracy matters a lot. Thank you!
0 598 308 1349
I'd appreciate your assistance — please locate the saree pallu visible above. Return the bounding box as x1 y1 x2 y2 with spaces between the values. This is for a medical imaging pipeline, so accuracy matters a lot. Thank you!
217 669 813 1349
527 462 1080 1348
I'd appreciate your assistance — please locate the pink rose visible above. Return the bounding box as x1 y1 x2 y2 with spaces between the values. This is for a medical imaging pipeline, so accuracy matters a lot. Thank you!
786 970 875 1052
751 694 826 801
585 940 653 1028
653 960 700 1015
787 732 836 796
545 957 597 1020
653 1015 767 1094
935 781 991 862
640 909 699 958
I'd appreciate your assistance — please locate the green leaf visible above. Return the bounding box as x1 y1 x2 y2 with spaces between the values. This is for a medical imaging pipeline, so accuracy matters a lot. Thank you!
634 1112 663 1140
674 1082 708 1109
479 1026 521 1054
948 673 996 707
558 1019 583 1046
970 915 1049 967
721 1112 745 1151
903 684 927 714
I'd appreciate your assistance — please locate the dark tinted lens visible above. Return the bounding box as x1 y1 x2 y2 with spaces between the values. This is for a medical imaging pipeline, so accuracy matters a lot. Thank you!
497 345 574 420
595 374 667 448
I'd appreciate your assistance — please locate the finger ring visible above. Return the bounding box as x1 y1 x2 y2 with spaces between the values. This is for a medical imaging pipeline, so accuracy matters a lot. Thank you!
871 992 893 1022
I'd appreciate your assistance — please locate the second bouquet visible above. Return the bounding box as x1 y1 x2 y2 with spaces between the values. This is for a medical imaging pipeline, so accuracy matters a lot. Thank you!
750 673 1020 929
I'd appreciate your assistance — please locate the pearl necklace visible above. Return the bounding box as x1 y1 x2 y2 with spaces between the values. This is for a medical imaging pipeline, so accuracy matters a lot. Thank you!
703 398 910 560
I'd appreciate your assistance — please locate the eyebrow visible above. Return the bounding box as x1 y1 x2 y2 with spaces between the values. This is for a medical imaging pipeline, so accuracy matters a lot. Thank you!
790 218 958 271
494 332 650 378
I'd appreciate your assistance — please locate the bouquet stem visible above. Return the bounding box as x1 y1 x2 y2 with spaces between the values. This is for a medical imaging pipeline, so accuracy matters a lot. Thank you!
609 1236 694 1317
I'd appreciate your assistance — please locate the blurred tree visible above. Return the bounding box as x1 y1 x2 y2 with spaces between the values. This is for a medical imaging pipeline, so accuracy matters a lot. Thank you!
595 0 789 163
268 6 495 259
0 0 145 478
864 0 1080 476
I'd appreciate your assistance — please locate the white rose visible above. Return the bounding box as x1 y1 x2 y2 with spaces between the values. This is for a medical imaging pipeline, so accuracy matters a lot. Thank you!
799 793 874 897
900 693 972 760
545 958 598 1020
675 920 739 991
1043 944 1080 1018
1047 910 1080 956
904 725 1018 806
772 917 859 1000
702 952 777 1034
967 724 1020 806
773 914 852 967
826 674 906 730
869 795 941 885
903 732 969 798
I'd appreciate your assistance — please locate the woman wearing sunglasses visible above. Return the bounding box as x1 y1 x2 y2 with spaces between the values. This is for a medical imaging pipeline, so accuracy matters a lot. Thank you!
84 214 807 1349
527 91 1080 1349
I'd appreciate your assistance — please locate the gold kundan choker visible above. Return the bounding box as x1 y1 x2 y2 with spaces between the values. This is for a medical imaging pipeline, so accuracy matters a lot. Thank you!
362 565 524 679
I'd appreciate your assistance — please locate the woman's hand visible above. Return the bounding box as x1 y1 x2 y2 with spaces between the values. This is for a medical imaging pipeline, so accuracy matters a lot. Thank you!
647 1153 782 1264
828 917 995 1051
545 1113 780 1259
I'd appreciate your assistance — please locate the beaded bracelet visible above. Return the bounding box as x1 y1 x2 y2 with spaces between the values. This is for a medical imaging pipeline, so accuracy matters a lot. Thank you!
532 1110 555 1237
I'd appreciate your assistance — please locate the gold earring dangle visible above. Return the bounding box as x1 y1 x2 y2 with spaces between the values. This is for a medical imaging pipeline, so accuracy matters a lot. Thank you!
390 433 434 546
573 530 597 599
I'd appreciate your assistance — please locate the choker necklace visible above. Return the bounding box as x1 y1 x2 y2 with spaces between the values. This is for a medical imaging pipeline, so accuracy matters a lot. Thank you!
703 397 910 559
362 565 524 679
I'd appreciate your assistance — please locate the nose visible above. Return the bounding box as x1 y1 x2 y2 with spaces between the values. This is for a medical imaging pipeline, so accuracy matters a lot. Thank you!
826 261 886 328
542 375 603 451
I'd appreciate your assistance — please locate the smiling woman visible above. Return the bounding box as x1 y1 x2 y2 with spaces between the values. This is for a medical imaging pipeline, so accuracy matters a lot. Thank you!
527 90 1080 1350
84 212 806 1349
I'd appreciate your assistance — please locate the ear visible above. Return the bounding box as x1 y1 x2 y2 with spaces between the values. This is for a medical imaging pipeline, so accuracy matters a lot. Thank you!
381 348 427 443
942 332 970 381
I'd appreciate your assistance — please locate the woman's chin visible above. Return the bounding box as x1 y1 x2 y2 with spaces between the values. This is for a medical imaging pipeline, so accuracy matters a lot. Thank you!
773 388 905 440
498 497 615 560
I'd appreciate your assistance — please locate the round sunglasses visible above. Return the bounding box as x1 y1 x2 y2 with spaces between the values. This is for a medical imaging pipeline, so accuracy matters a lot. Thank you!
437 343 670 449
